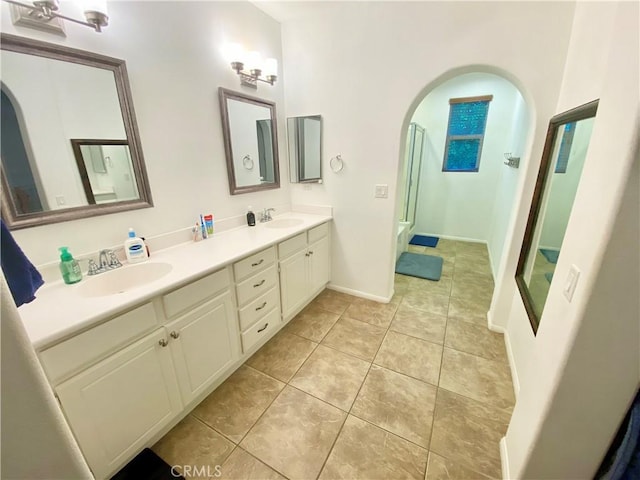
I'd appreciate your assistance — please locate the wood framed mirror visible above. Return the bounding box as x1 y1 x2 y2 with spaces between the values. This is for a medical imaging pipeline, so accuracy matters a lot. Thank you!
515 100 598 333
218 88 280 195
0 33 153 230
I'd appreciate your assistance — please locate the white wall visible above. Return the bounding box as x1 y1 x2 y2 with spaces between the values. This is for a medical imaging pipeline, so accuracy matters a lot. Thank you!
502 2 639 477
410 73 526 275
1 1 289 266
280 1 575 300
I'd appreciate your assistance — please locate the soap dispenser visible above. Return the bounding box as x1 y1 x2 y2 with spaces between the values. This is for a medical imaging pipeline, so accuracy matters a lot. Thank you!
124 228 149 263
58 247 82 285
246 206 256 227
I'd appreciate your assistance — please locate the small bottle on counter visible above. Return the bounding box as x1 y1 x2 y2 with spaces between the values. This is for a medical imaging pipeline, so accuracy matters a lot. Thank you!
58 246 82 285
246 206 256 227
124 228 149 263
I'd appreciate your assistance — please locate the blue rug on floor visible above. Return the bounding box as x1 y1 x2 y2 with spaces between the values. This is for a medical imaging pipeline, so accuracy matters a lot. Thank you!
395 252 443 281
545 272 554 284
540 248 560 264
409 235 439 248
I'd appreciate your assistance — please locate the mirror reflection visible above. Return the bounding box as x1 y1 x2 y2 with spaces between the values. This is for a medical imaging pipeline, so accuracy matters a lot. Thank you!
0 34 152 229
219 88 280 195
287 115 322 183
516 100 598 332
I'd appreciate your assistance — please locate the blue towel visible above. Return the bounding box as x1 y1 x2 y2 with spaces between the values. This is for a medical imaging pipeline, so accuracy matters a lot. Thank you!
1 220 44 306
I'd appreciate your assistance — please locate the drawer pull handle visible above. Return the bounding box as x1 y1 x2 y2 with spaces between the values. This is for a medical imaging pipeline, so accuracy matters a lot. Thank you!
305 252 310 257
251 259 264 267
253 279 266 288
158 339 169 347
309 251 314 255
257 323 269 333
255 301 268 311
170 331 180 339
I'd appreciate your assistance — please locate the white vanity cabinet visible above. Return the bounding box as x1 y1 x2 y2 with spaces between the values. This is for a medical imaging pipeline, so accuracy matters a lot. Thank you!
232 246 282 352
40 268 240 479
279 223 330 321
55 327 182 480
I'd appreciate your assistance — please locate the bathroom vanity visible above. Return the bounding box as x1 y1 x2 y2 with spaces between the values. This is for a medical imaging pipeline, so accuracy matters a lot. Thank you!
18 212 331 479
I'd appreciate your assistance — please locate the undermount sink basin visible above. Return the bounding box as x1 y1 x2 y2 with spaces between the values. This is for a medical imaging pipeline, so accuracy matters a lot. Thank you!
78 262 173 298
265 218 304 229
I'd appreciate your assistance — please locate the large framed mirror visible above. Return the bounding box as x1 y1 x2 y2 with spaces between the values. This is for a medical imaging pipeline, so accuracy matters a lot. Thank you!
516 100 598 333
218 88 280 195
0 34 153 229
287 115 322 183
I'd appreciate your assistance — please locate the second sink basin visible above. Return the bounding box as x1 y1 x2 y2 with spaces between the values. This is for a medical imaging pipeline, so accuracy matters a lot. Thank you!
78 262 173 298
265 218 304 229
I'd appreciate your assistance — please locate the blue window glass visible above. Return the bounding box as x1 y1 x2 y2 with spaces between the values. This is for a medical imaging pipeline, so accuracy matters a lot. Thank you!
443 97 491 172
554 122 576 174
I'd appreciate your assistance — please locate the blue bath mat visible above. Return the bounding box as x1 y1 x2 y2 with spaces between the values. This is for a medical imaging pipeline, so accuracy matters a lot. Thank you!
409 235 439 248
545 272 554 284
395 252 443 281
540 248 560 264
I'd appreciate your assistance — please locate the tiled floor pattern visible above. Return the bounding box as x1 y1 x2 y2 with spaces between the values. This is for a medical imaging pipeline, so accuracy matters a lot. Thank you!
153 239 514 479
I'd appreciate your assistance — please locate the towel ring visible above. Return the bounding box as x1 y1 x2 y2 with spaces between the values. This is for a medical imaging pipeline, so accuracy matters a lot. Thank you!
242 155 254 170
330 154 344 173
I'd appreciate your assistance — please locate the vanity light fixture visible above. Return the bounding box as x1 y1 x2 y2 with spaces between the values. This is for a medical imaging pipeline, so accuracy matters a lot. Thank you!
225 43 277 89
3 0 109 33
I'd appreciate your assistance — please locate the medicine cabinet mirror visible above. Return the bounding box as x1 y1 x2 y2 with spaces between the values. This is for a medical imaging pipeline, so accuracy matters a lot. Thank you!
0 33 153 230
287 115 322 183
515 100 598 333
218 88 280 195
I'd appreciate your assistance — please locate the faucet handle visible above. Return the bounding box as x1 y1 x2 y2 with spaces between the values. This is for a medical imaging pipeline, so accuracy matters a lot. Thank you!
87 259 100 276
107 250 122 268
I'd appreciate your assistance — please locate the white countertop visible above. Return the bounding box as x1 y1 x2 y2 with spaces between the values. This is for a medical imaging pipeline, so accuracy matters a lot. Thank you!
19 212 332 350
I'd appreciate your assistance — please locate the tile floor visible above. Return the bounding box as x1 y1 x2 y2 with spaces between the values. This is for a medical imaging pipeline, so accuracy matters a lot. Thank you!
153 239 515 480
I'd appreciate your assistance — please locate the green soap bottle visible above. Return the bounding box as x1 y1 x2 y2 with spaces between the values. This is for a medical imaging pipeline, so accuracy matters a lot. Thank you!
59 247 82 285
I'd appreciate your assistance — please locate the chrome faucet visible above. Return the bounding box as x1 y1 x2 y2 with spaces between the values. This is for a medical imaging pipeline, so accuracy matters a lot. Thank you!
88 249 123 276
260 208 276 223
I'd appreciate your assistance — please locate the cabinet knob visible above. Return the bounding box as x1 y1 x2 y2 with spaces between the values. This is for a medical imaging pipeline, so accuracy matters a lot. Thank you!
170 331 180 339
253 279 266 288
257 323 269 333
158 338 169 347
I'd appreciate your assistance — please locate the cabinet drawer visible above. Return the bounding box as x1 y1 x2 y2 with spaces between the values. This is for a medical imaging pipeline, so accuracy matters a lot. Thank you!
241 307 280 353
308 222 329 243
278 233 307 259
233 246 275 281
39 302 158 385
163 268 230 319
236 265 277 306
238 286 280 332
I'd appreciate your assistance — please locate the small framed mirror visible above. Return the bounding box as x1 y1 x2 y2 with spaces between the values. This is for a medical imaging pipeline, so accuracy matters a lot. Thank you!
0 33 153 229
218 88 280 195
287 115 322 183
516 100 598 333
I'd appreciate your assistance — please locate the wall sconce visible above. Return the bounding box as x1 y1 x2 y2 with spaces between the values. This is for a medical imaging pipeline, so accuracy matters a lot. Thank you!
2 0 109 33
224 43 277 89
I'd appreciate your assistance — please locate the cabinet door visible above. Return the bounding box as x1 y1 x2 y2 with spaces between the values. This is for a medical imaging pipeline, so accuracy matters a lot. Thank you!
56 329 182 479
309 235 330 295
279 249 309 320
167 291 239 405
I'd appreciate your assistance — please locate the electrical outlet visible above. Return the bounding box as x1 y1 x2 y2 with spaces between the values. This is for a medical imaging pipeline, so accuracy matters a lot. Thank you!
563 264 580 302
375 184 388 198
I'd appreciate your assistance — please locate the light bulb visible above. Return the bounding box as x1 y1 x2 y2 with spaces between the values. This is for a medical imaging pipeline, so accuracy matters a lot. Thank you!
247 51 263 72
80 0 107 14
223 42 246 64
264 58 278 77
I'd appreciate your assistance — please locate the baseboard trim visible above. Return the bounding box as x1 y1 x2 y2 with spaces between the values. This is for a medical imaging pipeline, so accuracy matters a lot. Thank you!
500 437 510 480
327 284 393 303
489 309 520 398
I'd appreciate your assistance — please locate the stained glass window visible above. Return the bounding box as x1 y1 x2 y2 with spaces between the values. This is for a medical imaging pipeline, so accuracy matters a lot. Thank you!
443 96 492 172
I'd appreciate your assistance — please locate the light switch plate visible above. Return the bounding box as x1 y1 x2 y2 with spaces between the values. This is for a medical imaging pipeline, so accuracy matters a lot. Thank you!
563 264 580 302
375 184 388 198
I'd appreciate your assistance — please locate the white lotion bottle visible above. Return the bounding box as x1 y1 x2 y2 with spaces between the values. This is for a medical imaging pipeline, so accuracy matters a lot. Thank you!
124 228 148 263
